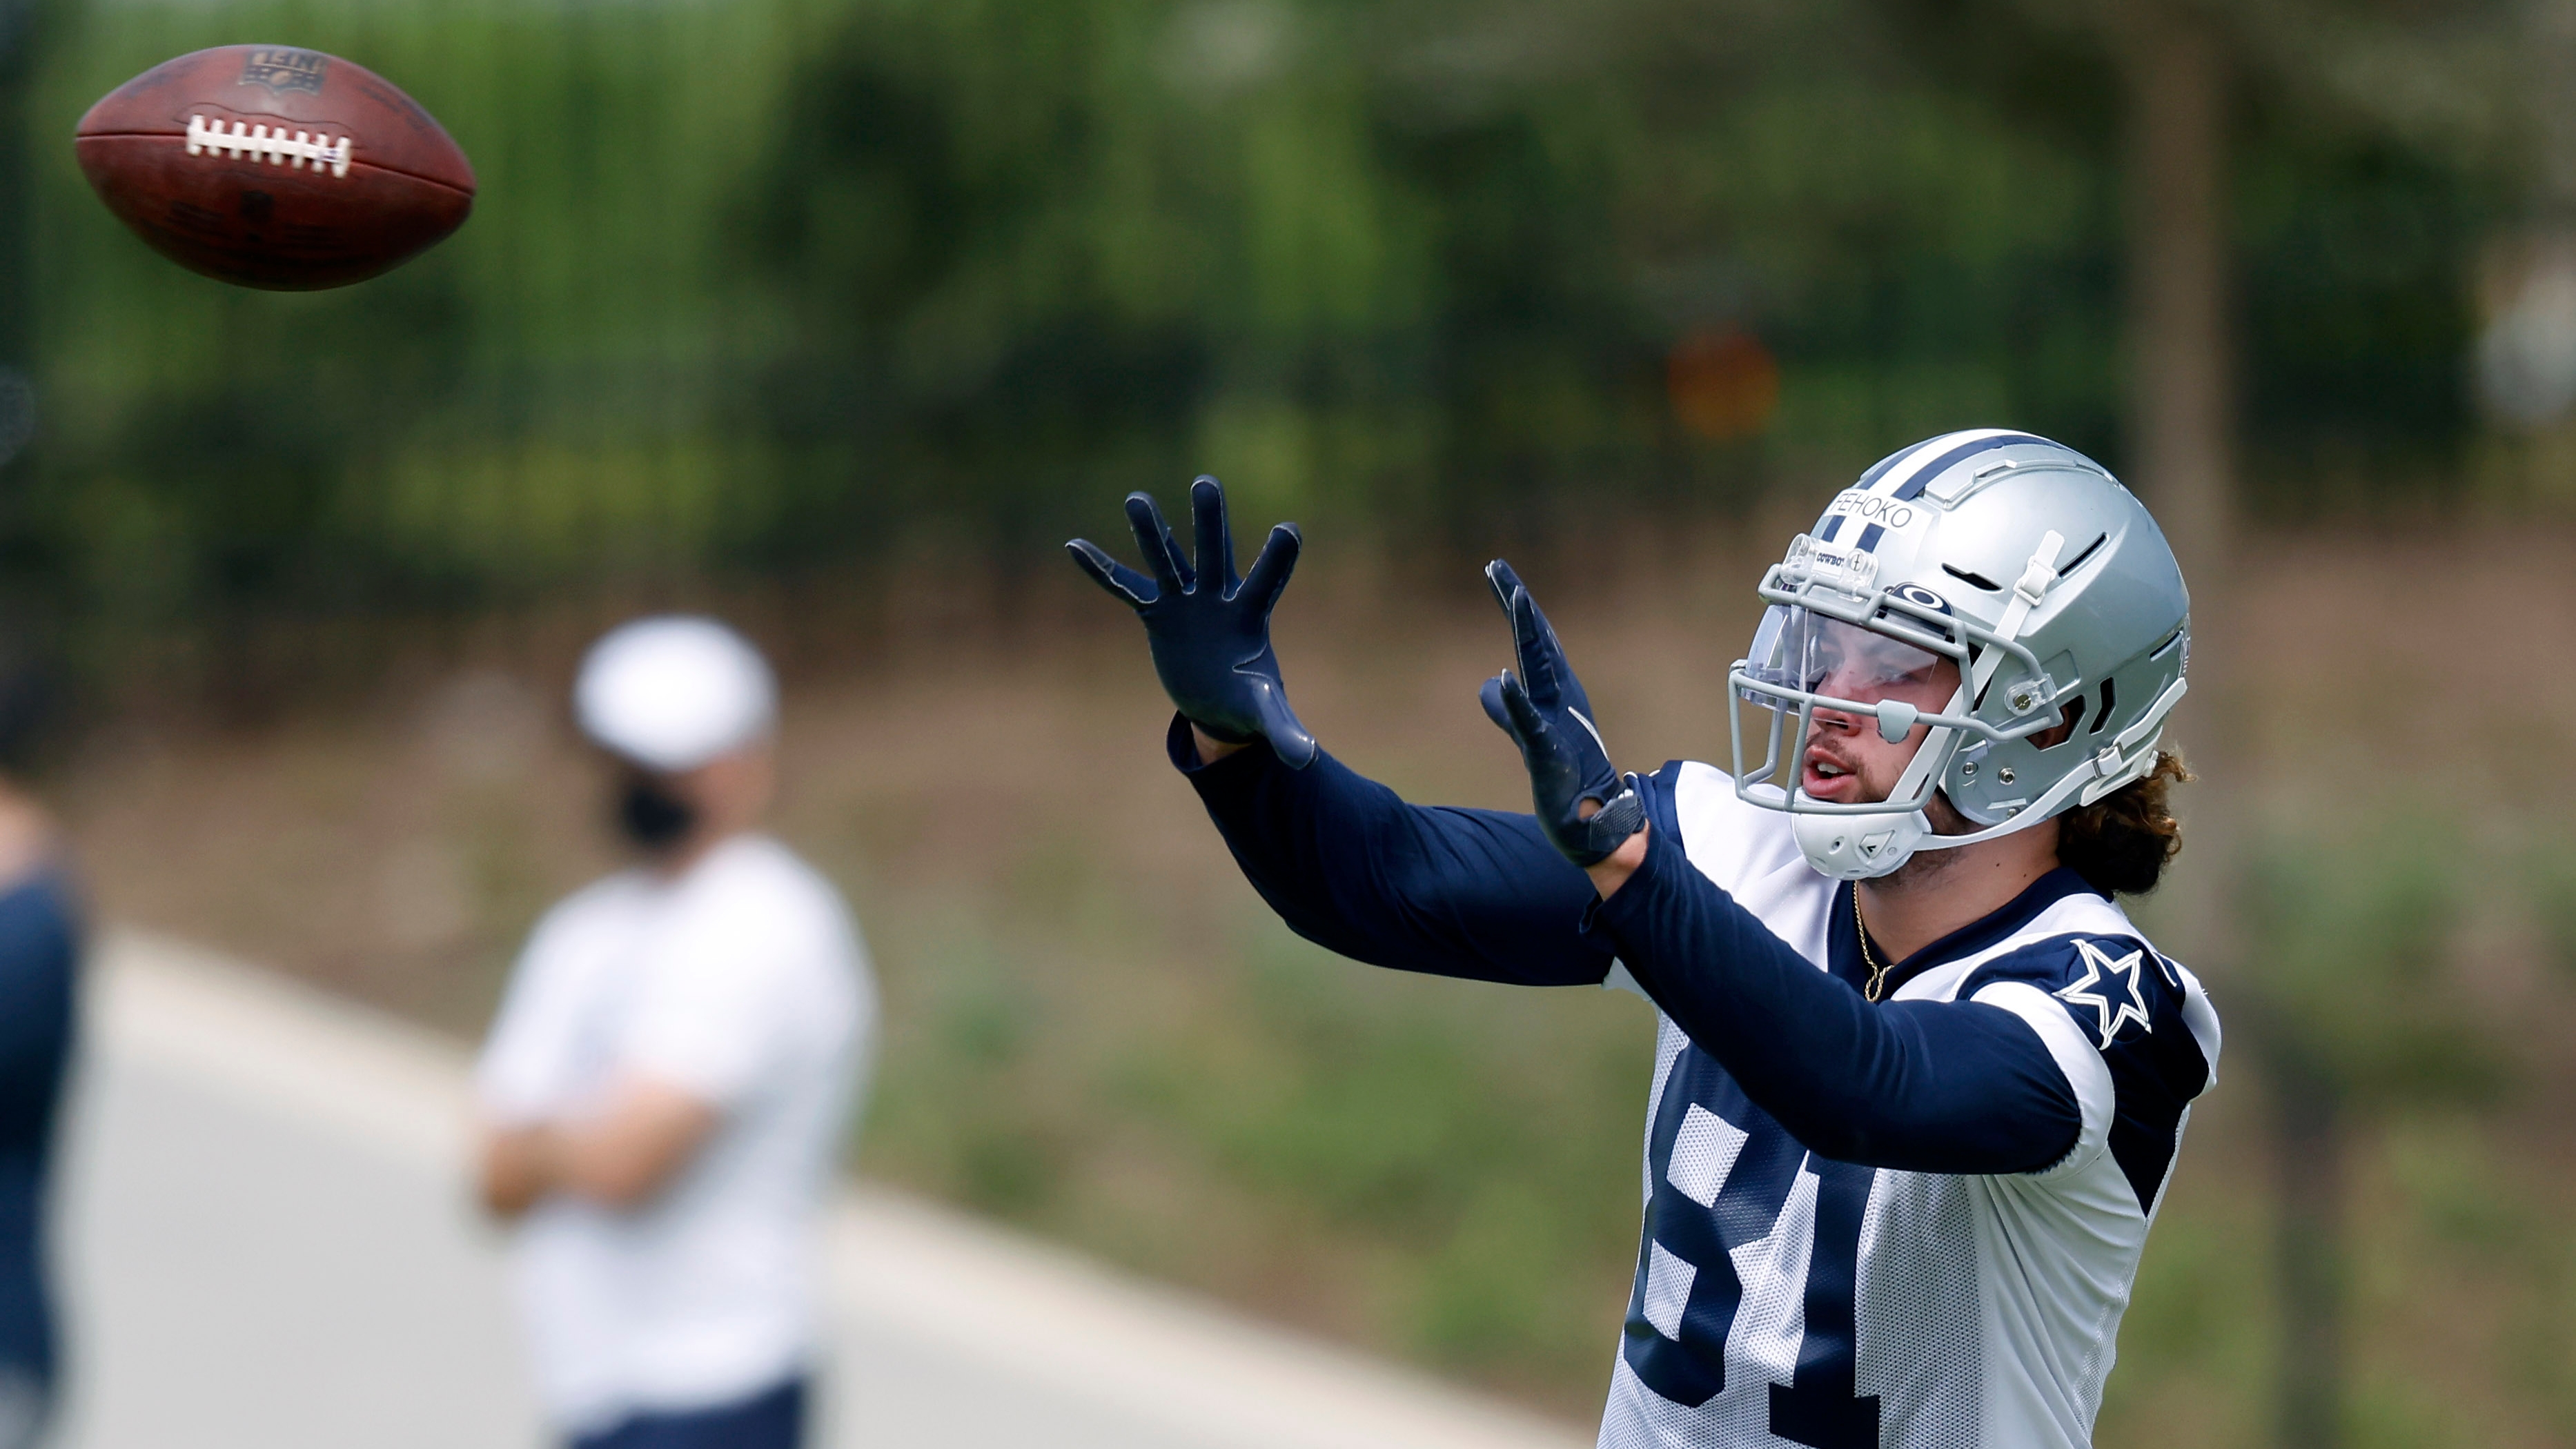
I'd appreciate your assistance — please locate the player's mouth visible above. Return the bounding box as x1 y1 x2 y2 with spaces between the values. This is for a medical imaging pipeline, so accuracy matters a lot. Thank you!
1802 749 1865 802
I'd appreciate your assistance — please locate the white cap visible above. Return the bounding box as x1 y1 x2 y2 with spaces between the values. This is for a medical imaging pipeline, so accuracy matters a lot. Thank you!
574 616 777 772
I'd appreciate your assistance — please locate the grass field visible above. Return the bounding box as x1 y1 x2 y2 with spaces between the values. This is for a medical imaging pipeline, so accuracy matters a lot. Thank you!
52 524 2576 1441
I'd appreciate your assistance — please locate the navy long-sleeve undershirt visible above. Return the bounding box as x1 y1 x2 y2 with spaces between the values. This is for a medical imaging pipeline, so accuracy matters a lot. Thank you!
1172 716 1612 987
1175 716 2081 1176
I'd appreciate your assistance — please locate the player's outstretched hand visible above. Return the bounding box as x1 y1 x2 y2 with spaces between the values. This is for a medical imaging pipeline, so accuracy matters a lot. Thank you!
1481 560 1645 867
1067 477 1318 769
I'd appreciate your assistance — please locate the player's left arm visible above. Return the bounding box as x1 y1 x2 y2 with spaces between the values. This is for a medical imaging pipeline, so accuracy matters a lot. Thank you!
1583 805 2083 1174
478 1074 719 1219
1485 563 2081 1175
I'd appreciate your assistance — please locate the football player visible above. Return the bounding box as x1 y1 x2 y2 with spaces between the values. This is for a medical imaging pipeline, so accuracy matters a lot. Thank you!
1069 431 2219 1449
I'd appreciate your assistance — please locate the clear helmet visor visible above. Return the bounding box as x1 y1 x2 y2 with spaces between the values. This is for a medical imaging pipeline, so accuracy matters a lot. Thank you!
1739 604 1955 711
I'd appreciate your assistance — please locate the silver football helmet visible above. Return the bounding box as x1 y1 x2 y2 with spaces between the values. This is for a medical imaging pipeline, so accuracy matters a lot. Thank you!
1728 430 2190 880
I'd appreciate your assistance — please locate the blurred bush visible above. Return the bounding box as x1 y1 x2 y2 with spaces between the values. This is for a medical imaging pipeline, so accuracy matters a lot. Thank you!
6 0 2508 659
2229 811 2501 1447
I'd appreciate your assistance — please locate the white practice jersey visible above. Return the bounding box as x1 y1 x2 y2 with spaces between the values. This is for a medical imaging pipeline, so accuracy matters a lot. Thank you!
1597 764 2220 1449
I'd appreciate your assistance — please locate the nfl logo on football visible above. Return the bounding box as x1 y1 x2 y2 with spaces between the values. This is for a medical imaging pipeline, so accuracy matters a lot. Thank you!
237 49 327 96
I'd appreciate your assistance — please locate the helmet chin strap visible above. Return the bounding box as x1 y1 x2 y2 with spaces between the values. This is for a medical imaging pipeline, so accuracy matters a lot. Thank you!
1791 808 1928 880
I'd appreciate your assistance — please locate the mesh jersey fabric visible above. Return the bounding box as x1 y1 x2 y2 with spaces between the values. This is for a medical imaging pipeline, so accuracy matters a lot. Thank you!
1595 763 2219 1449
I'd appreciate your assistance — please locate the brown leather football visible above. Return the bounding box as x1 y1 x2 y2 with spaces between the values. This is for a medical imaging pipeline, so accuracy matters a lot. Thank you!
75 45 476 290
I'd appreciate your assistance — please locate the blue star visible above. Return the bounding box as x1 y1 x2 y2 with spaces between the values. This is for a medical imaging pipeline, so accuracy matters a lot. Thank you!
2056 939 2152 1049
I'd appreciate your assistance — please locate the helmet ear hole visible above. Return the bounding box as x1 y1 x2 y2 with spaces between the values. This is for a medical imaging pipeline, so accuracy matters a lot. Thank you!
2033 700 2083 751
2087 676 2118 733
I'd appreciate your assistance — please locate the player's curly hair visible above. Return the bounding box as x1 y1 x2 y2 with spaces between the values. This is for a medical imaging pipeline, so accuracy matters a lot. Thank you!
2055 748 2192 897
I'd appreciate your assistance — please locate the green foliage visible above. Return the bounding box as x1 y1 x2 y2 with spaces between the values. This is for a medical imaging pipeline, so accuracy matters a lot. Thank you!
8 0 2515 644
30 0 805 615
2520 844 2576 981
2239 127 2496 503
1099 919 1647 1374
738 0 2126 550
856 867 1649 1397
2094 1179 2274 1449
2234 811 2499 1106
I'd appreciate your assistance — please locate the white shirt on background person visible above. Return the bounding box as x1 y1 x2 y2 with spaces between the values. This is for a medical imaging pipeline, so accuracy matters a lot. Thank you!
476 832 872 1435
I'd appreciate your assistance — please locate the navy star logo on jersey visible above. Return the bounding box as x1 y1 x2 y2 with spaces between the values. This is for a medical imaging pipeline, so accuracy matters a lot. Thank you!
2055 939 2152 1049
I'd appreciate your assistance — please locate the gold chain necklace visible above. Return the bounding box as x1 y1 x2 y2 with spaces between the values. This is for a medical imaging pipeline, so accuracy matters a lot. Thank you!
1854 881 1891 1003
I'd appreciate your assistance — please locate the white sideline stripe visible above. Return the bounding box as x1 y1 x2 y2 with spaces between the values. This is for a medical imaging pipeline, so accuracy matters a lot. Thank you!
91 930 1591 1449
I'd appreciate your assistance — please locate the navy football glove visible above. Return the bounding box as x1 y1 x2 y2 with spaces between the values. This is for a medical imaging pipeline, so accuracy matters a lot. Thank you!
1067 476 1319 769
1481 560 1645 867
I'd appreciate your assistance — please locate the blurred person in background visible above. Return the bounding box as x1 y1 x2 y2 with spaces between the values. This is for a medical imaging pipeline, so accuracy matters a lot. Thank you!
0 653 77 1449
475 617 873 1449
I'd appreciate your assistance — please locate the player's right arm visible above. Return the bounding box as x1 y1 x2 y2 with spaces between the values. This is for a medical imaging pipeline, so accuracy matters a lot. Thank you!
1070 480 1611 988
1174 721 1611 985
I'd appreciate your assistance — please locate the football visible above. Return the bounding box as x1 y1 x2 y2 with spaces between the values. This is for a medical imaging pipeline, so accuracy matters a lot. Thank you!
75 45 476 290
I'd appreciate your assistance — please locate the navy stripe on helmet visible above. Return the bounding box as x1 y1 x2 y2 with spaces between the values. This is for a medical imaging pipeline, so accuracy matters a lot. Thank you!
1818 515 1845 543
1884 432 2051 502
1851 446 1913 493
1856 523 1885 552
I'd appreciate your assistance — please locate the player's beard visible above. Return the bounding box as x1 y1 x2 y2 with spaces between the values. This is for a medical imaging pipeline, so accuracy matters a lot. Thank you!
1874 789 1980 893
